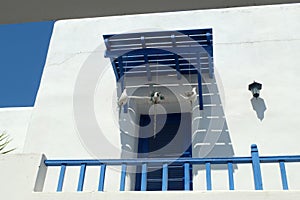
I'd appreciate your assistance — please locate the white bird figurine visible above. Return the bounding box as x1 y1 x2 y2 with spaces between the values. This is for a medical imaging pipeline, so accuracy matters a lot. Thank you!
118 88 128 106
149 91 164 138
181 87 197 109
150 91 163 104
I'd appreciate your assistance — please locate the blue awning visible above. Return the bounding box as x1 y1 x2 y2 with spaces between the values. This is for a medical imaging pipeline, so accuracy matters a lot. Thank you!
103 29 214 110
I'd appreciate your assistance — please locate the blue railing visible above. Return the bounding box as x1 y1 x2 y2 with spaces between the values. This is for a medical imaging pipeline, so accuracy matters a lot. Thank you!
44 144 300 192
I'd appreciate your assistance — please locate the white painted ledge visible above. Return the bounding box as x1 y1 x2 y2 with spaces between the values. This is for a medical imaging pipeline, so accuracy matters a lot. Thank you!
29 191 300 200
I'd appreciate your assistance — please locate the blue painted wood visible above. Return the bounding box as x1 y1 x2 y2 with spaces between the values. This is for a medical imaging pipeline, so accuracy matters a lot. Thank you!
45 155 300 167
171 34 176 46
57 164 66 192
184 163 190 191
206 162 212 190
117 57 128 113
141 36 146 48
174 54 181 80
118 56 124 81
170 35 181 80
120 69 208 78
141 163 147 191
251 144 263 190
103 29 214 88
110 58 120 81
77 164 86 192
104 34 212 47
206 32 212 45
98 164 106 191
104 38 111 50
45 144 300 192
141 35 152 81
144 54 152 81
162 164 168 191
227 162 234 190
119 53 209 63
197 74 203 110
208 55 213 79
104 38 119 80
197 52 203 110
105 46 210 58
120 164 127 191
279 161 289 190
103 28 212 40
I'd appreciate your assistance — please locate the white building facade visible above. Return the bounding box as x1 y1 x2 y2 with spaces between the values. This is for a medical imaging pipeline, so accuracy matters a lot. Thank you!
1 3 300 199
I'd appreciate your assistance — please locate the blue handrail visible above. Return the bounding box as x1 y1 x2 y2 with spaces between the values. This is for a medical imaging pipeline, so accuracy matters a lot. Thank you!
44 144 299 192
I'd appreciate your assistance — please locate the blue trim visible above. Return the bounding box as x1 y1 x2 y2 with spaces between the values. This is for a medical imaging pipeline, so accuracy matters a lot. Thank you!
117 58 128 113
77 164 86 192
111 58 120 81
45 155 300 166
56 164 66 192
141 163 147 191
162 164 168 191
197 71 203 110
279 161 289 190
45 156 300 166
98 164 106 191
144 54 152 81
184 163 190 191
228 162 234 190
120 164 127 191
174 54 181 80
206 162 212 190
105 46 210 58
103 28 213 40
118 56 124 85
251 144 263 190
208 55 214 79
196 51 204 110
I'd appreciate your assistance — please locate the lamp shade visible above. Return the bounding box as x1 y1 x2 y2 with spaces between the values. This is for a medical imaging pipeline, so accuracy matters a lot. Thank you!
248 81 262 98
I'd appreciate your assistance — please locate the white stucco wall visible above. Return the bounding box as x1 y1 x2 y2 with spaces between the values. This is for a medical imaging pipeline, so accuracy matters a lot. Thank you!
22 3 300 191
0 107 33 153
0 154 47 197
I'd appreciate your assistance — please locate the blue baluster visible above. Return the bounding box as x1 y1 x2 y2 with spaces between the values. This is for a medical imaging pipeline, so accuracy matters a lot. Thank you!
120 164 127 191
77 164 86 191
279 161 289 190
57 164 66 192
98 164 106 191
184 163 190 191
227 162 234 190
251 144 263 190
206 162 212 190
141 163 147 191
162 163 168 191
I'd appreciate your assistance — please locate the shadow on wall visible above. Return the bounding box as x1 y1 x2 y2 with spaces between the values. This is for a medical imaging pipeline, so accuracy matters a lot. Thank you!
192 74 235 170
251 97 267 121
118 73 236 171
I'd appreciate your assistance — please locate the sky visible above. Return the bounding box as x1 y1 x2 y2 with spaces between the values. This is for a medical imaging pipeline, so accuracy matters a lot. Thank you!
0 21 54 108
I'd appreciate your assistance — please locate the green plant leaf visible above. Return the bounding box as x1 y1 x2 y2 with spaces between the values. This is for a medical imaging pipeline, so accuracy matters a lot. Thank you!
0 132 15 154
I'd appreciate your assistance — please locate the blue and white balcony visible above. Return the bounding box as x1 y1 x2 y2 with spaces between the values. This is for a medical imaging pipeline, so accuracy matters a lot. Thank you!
1 3 300 200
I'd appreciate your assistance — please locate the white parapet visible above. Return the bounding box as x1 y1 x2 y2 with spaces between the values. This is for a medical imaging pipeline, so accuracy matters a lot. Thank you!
0 154 47 198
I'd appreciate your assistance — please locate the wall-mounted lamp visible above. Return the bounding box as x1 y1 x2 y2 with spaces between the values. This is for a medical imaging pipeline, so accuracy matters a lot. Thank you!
248 81 262 98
